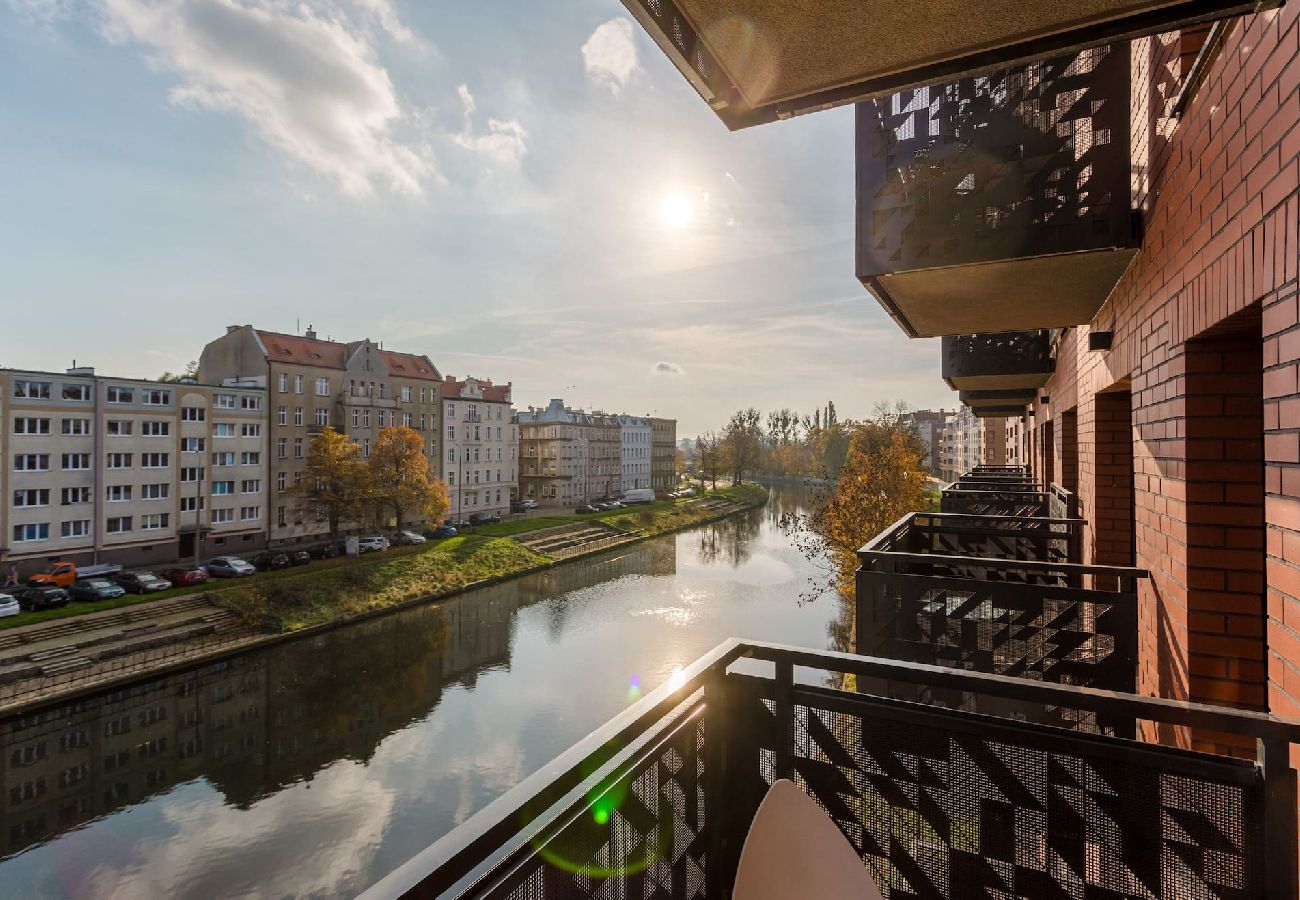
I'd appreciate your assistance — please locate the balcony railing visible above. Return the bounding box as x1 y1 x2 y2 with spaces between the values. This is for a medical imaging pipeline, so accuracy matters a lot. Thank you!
617 0 1271 129
857 48 1139 337
943 331 1054 391
361 639 1299 900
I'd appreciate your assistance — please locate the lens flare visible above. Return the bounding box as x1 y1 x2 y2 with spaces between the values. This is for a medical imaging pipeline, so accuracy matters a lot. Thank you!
659 192 694 228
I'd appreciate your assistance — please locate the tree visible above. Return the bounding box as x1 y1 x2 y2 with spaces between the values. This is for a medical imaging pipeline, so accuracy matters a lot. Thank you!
158 360 199 383
675 448 687 478
721 408 763 484
695 432 723 490
286 426 370 540
369 426 449 529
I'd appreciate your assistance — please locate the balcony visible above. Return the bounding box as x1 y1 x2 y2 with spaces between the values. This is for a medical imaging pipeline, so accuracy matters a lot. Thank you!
944 331 1053 391
857 48 1139 337
363 638 1299 900
618 0 1270 129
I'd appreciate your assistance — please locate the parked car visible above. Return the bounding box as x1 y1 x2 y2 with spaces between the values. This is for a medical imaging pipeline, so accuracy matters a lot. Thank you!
162 566 209 587
358 535 390 553
115 571 173 594
596 500 623 510
391 530 426 545
469 512 501 526
0 593 19 618
520 499 539 510
206 557 256 578
307 543 338 560
622 489 656 505
253 552 291 572
290 550 312 566
574 504 599 514
16 586 69 611
445 519 473 531
510 501 527 513
69 578 127 602
427 525 458 539
26 561 122 589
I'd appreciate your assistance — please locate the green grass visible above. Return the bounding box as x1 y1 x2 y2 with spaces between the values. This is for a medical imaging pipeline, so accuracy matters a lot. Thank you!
213 535 548 632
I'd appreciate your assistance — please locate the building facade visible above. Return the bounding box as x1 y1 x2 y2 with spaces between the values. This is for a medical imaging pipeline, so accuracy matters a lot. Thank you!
0 367 268 575
618 415 651 493
649 418 678 495
517 400 589 508
901 409 950 476
199 326 442 546
586 413 622 502
441 376 518 519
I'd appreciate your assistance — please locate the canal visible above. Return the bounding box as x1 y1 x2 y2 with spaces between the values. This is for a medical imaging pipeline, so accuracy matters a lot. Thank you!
0 485 839 898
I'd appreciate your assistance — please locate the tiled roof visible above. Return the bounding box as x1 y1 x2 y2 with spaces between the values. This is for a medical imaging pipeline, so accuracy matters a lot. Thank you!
255 330 440 380
442 376 512 402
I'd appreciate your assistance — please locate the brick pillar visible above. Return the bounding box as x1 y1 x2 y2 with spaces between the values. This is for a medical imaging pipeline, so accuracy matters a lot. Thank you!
1060 409 1079 493
1093 391 1136 573
1042 420 1055 489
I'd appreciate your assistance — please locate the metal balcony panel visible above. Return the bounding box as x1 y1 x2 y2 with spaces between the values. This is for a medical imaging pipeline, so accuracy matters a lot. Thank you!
972 404 1026 418
857 46 1139 337
959 389 1037 407
943 332 1054 390
619 0 1276 129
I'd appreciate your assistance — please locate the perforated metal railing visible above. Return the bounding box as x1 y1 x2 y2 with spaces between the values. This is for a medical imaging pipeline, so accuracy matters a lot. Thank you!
360 641 1300 900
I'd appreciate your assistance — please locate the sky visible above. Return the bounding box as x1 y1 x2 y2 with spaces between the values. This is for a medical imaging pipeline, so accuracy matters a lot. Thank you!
0 0 950 437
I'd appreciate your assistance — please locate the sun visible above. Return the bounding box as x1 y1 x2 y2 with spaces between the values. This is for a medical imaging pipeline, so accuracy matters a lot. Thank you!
658 191 695 228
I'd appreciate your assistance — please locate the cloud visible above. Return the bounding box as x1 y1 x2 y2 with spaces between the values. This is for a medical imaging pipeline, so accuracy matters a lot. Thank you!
653 361 684 376
6 0 71 23
450 83 527 168
581 17 639 95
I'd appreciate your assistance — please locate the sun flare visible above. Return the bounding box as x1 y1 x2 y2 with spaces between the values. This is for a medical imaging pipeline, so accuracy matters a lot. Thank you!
658 191 695 228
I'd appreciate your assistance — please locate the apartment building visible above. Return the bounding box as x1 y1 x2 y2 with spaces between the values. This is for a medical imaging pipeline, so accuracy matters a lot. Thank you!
936 407 1009 483
649 417 677 495
441 375 518 519
618 415 651 493
517 400 589 508
198 326 442 546
586 413 622 502
0 367 267 575
900 409 949 476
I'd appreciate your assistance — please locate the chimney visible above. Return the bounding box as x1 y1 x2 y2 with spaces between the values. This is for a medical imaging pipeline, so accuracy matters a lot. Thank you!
305 324 316 340
226 325 241 335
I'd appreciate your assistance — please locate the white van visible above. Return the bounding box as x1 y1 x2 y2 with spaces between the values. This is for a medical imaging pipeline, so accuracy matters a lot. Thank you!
622 489 656 505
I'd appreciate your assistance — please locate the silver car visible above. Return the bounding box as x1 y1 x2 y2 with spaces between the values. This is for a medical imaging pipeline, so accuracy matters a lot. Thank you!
206 556 256 577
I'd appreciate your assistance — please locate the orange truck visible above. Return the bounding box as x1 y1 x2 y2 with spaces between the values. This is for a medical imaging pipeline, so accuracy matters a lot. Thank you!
27 561 122 588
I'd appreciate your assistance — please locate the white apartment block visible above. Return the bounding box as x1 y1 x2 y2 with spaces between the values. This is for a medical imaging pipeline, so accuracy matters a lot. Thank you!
441 376 518 519
618 415 651 492
0 367 268 575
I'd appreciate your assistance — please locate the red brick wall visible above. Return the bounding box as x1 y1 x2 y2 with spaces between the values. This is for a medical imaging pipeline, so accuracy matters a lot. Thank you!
1030 5 1300 751
1059 409 1079 492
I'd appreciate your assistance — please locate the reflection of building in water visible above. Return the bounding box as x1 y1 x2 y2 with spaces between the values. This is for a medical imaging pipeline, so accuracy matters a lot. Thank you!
515 539 679 607
0 590 517 856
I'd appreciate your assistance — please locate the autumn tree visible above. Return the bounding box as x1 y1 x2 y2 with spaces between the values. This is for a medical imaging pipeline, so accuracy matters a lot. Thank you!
369 426 449 529
721 408 763 484
287 426 371 541
695 432 723 491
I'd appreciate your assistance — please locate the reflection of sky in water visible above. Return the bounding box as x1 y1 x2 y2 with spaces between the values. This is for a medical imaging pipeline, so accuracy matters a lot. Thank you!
0 486 835 898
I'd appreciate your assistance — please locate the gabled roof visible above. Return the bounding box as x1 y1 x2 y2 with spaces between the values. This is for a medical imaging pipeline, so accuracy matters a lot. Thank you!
253 330 440 381
442 376 512 403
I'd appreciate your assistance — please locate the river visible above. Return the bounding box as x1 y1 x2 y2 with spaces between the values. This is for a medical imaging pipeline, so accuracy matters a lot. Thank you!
0 485 838 898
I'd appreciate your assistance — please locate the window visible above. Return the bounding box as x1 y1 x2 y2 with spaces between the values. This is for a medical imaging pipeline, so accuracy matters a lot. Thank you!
13 380 51 399
61 383 89 401
13 489 49 507
420 414 426 430
315 377 330 396
211 508 234 524
106 386 133 403
240 452 260 466
141 420 169 437
314 407 329 426
141 389 170 405
278 373 288 392
61 520 90 538
403 412 412 427
142 483 168 500
240 506 260 521
180 497 204 513
241 479 261 494
105 517 131 534
401 386 412 402
293 438 303 459
446 403 455 418
447 449 455 463
180 467 204 483
277 506 286 527
141 514 169 530
213 423 235 438
241 395 261 411
61 487 90 505
212 452 235 466
276 438 287 459
14 454 49 471
12 524 49 543
294 406 304 426
351 409 360 429
448 471 456 486
214 393 236 409
362 438 370 457
447 426 455 441
13 418 51 435
211 481 234 496
142 452 169 468
62 418 90 435
181 406 205 421
182 437 205 452
106 485 132 502
61 453 89 470
106 453 132 469
294 375 303 394
241 423 261 438
361 409 370 428
105 420 133 437
278 405 287 426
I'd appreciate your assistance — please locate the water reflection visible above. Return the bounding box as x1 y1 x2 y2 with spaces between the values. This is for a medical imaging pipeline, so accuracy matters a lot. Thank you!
0 485 830 898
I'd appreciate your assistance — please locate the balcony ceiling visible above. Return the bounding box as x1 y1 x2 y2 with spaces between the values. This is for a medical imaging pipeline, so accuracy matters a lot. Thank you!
621 0 1273 129
960 389 1036 408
